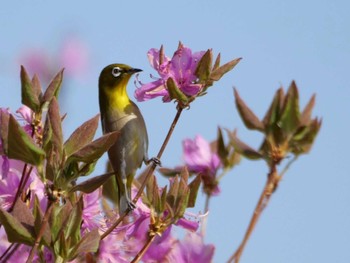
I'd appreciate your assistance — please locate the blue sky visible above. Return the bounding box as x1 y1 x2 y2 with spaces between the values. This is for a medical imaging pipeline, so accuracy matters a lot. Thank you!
1 1 349 262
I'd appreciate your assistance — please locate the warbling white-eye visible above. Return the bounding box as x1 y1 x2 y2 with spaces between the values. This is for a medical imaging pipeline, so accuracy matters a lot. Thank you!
99 64 148 214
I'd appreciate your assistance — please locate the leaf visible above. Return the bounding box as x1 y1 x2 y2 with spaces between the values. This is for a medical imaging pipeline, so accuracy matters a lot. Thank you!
42 69 64 106
21 65 40 112
0 109 10 155
66 131 119 164
33 195 51 245
65 198 83 245
279 81 300 135
291 118 322 155
187 174 201 208
48 97 63 158
64 114 100 158
262 88 285 129
167 175 179 208
69 171 114 193
50 202 72 242
7 114 45 165
227 129 263 160
12 199 35 237
0 207 34 245
234 88 265 131
300 94 316 126
70 229 100 259
158 167 182 177
31 74 43 103
166 77 188 104
217 127 229 165
212 53 221 71
195 49 212 82
152 176 162 213
210 57 241 81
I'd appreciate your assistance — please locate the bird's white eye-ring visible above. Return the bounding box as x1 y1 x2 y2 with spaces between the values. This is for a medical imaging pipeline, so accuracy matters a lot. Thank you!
112 67 122 77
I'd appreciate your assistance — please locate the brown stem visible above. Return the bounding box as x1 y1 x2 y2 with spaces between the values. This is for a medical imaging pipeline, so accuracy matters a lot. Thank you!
0 243 20 263
227 165 279 263
8 122 38 213
130 234 157 263
8 165 33 212
26 200 54 263
200 193 211 237
101 107 184 240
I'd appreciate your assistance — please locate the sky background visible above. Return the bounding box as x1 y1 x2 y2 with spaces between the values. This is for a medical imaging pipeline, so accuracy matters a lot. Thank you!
1 1 349 262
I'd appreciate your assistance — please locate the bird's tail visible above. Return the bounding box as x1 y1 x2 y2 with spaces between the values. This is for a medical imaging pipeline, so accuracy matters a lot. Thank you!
118 187 135 216
119 192 129 215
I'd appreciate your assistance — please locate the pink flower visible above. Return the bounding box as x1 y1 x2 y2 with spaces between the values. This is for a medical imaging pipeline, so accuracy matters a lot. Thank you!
59 37 89 76
135 44 205 102
166 232 215 263
183 135 221 196
82 189 103 231
16 105 34 134
0 107 45 210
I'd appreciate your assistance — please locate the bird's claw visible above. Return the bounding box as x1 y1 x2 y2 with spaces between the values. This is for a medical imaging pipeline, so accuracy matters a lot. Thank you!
126 200 137 212
147 157 161 167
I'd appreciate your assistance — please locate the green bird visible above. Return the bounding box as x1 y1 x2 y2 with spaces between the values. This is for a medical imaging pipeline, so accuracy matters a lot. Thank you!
98 63 148 215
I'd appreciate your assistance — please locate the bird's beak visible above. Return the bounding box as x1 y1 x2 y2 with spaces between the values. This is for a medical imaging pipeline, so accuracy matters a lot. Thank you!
128 68 142 74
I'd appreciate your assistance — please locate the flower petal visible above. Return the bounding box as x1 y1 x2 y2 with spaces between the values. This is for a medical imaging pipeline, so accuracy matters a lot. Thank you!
134 79 168 101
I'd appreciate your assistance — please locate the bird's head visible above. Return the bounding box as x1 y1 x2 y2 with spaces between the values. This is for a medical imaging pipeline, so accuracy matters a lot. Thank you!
99 63 142 91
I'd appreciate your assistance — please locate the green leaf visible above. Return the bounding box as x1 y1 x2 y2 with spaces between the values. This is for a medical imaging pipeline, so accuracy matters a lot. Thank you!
227 129 263 160
158 167 183 177
195 49 212 82
210 57 241 81
300 94 316 126
152 176 162 213
166 77 189 105
217 127 229 165
69 171 114 193
42 69 64 106
0 207 34 245
31 74 43 103
187 174 201 208
7 114 45 165
0 109 10 155
33 195 51 245
279 81 301 135
167 175 179 209
12 199 35 237
50 202 72 242
65 198 83 245
212 53 221 71
48 97 63 159
291 118 322 155
234 88 265 131
64 114 100 158
262 88 284 130
21 65 40 112
70 229 100 259
67 131 119 164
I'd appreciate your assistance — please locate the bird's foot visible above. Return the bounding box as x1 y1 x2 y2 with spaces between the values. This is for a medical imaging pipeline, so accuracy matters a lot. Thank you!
147 157 161 167
126 200 137 212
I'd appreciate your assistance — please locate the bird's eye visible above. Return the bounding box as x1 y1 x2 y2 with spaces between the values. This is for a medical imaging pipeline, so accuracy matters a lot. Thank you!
112 67 122 77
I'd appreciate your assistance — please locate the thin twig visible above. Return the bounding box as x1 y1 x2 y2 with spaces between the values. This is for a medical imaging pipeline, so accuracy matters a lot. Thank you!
0 243 20 263
26 200 54 263
101 107 184 240
8 165 33 212
201 193 211 237
130 235 157 263
227 165 278 263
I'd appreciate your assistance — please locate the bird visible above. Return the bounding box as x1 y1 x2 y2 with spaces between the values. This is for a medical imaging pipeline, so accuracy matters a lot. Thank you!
98 63 148 215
